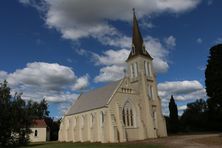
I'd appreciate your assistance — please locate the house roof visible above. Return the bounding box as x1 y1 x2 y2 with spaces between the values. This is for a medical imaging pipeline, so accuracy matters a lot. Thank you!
66 80 122 116
126 9 152 61
31 119 47 128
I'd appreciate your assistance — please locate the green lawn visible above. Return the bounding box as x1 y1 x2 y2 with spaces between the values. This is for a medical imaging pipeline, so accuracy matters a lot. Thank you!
20 142 164 148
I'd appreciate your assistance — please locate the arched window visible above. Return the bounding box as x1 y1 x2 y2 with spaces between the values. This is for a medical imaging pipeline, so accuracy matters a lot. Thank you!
100 111 104 127
131 64 135 78
89 114 93 128
144 61 148 76
122 102 136 127
80 116 84 128
34 130 38 137
148 85 154 100
148 62 152 77
73 117 76 128
122 108 125 125
133 63 138 77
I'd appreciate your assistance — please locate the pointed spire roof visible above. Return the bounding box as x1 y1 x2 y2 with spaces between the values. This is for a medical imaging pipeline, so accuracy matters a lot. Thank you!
126 9 152 61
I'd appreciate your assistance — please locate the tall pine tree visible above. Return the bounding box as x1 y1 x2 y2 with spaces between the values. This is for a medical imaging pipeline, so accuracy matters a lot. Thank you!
169 95 179 132
205 44 222 130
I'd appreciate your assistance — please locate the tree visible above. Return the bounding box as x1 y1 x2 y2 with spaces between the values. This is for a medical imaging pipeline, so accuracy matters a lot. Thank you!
0 80 50 146
168 95 179 133
180 99 208 131
0 80 12 146
11 93 33 145
205 44 222 130
45 117 61 141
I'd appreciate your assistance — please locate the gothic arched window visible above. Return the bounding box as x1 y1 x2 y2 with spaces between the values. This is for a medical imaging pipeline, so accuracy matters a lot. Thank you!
100 111 104 127
89 114 93 128
34 130 38 137
80 116 84 128
122 102 136 127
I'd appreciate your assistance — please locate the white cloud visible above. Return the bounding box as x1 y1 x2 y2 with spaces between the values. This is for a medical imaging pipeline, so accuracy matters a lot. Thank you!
98 36 131 49
141 20 155 29
74 48 89 56
197 38 203 44
164 36 176 48
72 74 89 90
19 0 201 42
7 62 76 90
0 71 8 82
0 62 89 103
93 35 175 82
215 37 222 44
158 80 206 115
19 0 30 4
158 80 203 95
144 36 174 73
178 105 187 111
93 49 129 66
94 65 125 82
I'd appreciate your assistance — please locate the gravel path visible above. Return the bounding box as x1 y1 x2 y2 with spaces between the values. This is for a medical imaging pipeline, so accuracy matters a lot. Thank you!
135 133 222 148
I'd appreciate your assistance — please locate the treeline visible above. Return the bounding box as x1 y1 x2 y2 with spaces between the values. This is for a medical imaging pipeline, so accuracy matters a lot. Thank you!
166 44 222 133
0 80 60 146
166 97 212 133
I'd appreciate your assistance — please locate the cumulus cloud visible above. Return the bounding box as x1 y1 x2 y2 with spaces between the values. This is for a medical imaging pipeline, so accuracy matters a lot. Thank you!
7 62 76 90
19 0 201 42
0 71 8 82
94 65 125 82
158 80 206 115
0 62 89 103
158 80 203 95
164 36 176 48
144 36 174 73
72 74 89 90
93 35 175 82
93 49 130 66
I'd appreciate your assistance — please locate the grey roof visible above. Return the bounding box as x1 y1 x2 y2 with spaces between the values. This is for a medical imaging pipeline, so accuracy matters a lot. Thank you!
66 80 122 116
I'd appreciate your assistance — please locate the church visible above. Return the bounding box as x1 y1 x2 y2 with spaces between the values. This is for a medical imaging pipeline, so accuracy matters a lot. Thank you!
58 11 167 143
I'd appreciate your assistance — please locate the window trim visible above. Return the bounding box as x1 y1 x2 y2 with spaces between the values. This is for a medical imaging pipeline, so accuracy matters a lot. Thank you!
122 101 136 128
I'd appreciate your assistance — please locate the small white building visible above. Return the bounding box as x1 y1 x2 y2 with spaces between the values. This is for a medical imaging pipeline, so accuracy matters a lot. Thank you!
29 119 50 142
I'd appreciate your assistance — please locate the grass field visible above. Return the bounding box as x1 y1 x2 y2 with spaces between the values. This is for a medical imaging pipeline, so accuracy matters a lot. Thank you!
20 142 164 148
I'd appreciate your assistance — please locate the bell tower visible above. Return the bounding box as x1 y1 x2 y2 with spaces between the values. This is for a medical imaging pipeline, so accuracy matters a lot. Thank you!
125 9 167 138
126 9 153 82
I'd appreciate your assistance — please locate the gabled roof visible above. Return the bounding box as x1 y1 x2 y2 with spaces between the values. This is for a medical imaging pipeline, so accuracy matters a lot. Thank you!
31 119 47 128
126 9 152 61
66 80 122 116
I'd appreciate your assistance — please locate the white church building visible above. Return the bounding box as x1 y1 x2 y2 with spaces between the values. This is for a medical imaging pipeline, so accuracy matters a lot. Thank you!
58 11 167 143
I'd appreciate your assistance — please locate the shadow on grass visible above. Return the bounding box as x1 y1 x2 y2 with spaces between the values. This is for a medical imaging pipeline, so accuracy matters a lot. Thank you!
19 143 46 147
19 142 163 148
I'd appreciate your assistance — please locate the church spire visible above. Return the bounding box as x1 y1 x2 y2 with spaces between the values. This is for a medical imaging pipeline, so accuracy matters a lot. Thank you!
126 9 152 61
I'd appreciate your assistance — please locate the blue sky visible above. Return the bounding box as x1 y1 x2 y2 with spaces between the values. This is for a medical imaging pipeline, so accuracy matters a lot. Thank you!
0 0 221 117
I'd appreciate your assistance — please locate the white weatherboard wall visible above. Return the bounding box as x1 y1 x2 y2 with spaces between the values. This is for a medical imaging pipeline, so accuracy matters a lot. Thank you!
30 127 47 142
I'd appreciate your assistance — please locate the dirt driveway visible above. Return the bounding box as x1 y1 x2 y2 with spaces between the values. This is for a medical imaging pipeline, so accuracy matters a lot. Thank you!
138 133 222 148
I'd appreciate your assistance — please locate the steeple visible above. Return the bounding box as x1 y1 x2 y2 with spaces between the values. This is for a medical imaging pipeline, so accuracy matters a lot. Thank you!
126 9 152 62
